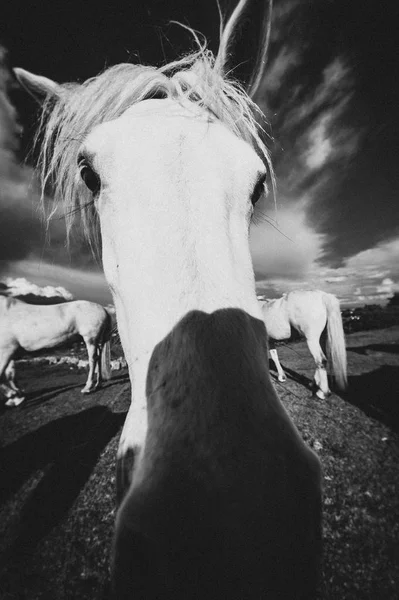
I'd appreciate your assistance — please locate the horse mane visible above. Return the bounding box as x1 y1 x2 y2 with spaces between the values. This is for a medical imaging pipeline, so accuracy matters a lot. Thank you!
35 0 274 246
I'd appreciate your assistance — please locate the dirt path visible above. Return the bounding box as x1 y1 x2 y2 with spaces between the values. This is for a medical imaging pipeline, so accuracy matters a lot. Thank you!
0 327 398 599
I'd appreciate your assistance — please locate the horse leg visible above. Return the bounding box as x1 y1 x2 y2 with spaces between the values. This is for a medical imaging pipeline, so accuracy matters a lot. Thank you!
0 351 25 407
269 348 287 382
95 343 103 390
306 336 330 400
81 339 99 394
5 361 24 393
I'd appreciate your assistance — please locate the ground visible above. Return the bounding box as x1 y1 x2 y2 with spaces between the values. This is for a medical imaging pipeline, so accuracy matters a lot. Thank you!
0 327 398 599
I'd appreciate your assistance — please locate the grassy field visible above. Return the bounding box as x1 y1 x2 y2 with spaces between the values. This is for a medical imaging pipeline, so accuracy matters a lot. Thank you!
0 326 398 599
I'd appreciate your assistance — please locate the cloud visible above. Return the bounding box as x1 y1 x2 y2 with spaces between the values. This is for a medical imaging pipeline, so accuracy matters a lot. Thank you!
278 58 354 137
250 196 326 279
0 46 96 274
1 276 74 300
268 0 303 44
325 276 347 283
256 35 363 279
0 47 21 157
256 4 381 269
305 115 333 169
345 238 399 278
260 47 301 94
376 277 394 294
0 164 97 273
274 56 361 196
0 46 46 268
255 233 399 306
364 270 390 280
251 1 399 302
1 258 111 305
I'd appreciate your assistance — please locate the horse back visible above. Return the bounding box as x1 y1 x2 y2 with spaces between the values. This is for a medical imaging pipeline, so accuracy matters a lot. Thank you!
0 296 27 336
286 290 327 337
67 300 110 340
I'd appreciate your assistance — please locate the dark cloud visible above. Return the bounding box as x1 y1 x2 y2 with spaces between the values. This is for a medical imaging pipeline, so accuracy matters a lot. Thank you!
0 164 96 273
255 0 399 266
0 46 97 274
0 195 42 261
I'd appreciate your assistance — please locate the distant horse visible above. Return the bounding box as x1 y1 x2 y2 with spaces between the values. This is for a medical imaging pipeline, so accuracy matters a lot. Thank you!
0 297 112 406
15 0 322 596
260 290 347 399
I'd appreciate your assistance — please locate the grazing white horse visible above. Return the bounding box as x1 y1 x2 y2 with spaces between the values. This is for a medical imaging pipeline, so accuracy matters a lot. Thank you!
260 290 347 399
0 296 112 406
15 0 322 596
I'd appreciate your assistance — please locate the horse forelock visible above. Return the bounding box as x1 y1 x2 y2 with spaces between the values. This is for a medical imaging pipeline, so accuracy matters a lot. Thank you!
36 17 274 249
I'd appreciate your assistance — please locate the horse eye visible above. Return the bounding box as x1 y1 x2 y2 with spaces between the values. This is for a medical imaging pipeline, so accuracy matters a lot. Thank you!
79 162 101 195
251 175 266 206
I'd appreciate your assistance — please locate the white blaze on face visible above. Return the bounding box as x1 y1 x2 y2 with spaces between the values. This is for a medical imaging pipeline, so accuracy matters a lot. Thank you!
81 98 266 450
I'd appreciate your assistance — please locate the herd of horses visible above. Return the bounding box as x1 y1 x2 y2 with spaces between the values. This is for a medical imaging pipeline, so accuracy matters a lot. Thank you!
2 0 351 597
0 290 346 407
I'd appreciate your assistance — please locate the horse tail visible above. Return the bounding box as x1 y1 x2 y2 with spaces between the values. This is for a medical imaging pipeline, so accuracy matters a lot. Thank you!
322 293 347 389
101 309 113 380
101 341 112 381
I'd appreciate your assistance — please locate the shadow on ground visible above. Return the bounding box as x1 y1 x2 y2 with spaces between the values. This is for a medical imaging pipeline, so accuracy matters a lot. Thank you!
269 360 314 391
0 406 126 569
22 374 130 409
347 343 399 355
269 356 399 434
0 373 130 413
342 365 399 433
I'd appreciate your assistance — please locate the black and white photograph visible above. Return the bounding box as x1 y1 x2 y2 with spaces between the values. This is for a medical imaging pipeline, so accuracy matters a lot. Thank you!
0 1 398 598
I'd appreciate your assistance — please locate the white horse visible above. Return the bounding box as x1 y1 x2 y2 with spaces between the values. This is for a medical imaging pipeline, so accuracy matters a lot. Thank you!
260 290 347 399
15 1 322 596
0 296 112 406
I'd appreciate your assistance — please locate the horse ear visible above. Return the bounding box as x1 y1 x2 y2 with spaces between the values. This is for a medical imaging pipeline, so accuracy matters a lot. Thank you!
245 0 272 99
216 0 273 99
14 68 63 103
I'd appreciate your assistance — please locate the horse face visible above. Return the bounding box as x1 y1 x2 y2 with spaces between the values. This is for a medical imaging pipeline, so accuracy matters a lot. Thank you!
13 65 270 485
78 99 266 360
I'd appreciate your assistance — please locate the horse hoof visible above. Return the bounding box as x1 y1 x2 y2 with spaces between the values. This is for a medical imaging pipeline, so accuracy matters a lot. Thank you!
81 387 94 395
315 389 326 400
5 396 25 407
278 376 287 383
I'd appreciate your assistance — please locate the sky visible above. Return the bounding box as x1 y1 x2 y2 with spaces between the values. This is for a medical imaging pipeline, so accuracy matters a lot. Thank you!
0 0 398 307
